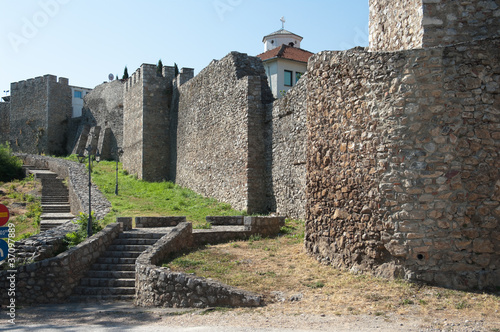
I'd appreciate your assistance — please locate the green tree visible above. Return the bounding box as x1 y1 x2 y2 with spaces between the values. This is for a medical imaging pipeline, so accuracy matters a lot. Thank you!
174 63 179 77
0 143 23 182
122 66 129 79
157 59 163 77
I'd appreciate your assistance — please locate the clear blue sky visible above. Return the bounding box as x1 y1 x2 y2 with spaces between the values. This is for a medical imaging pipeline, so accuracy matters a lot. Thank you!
0 0 369 94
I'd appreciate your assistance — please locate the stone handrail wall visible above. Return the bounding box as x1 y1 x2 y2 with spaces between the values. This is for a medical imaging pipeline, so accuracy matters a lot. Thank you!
17 154 111 220
0 223 121 305
12 154 112 263
135 222 262 308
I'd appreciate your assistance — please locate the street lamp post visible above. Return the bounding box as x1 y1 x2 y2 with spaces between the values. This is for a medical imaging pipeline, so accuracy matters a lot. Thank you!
78 145 100 237
115 147 124 195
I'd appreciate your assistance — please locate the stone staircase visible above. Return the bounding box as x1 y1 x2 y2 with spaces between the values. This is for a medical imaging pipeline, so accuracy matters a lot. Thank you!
69 229 169 302
27 168 75 232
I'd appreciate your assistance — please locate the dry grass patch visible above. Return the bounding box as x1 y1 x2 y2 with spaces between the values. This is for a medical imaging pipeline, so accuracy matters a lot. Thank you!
163 220 500 322
0 176 42 240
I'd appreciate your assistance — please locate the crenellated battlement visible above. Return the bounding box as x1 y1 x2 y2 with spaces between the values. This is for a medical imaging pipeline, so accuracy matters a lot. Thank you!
125 63 190 92
11 74 69 91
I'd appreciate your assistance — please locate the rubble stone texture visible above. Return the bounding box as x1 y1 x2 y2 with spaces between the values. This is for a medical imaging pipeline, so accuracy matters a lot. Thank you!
8 75 71 155
174 52 273 213
268 74 307 219
77 80 125 159
370 0 500 51
305 37 500 290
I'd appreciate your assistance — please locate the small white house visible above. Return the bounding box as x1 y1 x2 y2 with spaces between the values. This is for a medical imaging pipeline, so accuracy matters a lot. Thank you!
257 28 313 99
70 86 92 118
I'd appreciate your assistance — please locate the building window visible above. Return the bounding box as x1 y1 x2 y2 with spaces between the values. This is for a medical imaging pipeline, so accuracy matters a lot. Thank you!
296 72 303 83
74 90 82 99
284 70 293 86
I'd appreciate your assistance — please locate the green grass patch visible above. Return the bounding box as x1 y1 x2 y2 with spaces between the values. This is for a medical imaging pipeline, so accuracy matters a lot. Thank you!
67 158 245 227
0 174 42 241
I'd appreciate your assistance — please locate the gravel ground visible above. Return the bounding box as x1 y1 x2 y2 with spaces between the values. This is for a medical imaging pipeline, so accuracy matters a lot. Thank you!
2 302 498 331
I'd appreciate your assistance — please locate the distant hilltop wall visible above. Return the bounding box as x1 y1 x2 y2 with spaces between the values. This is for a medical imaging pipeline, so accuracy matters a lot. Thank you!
369 0 500 51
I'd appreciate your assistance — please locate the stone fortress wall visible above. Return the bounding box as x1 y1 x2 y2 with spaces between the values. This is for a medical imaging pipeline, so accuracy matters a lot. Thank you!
3 0 498 290
267 74 307 219
0 101 9 144
174 52 273 213
8 75 71 155
122 64 176 181
305 0 500 290
73 79 125 160
369 0 500 51
305 39 500 289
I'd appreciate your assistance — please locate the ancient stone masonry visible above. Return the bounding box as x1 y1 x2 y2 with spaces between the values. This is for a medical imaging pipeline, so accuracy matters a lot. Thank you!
369 0 424 51
174 52 274 213
0 223 121 306
9 75 71 155
122 64 177 181
0 101 9 144
135 222 263 308
305 37 500 290
71 80 125 159
268 75 307 219
370 0 500 51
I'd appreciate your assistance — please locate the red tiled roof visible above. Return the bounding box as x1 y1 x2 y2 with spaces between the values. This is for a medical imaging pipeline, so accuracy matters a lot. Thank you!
256 45 314 63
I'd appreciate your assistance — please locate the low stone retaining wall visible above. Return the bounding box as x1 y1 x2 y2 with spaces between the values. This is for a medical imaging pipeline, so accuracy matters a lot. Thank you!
134 216 286 245
135 222 262 308
0 223 121 306
135 216 186 228
12 222 79 263
206 216 244 225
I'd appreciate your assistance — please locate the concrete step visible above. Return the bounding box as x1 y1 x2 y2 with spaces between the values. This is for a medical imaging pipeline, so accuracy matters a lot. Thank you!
40 220 72 231
72 286 136 296
29 170 58 179
86 270 136 279
90 263 136 271
42 196 69 205
96 257 137 264
112 238 158 246
67 295 135 303
41 213 75 220
100 251 143 259
119 231 166 239
106 244 150 252
79 278 135 288
42 205 71 213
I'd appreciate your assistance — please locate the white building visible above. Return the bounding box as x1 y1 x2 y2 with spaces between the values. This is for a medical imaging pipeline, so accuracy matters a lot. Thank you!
257 27 313 99
70 86 92 118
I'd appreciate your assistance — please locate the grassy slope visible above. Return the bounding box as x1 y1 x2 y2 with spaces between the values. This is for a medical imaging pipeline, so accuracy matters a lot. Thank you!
163 219 500 320
73 158 245 228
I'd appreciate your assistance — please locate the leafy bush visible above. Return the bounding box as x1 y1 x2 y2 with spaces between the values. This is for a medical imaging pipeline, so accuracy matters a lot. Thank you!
63 212 103 248
0 143 23 182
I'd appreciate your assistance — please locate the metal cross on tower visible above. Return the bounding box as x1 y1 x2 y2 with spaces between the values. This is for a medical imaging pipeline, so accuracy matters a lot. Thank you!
280 16 285 29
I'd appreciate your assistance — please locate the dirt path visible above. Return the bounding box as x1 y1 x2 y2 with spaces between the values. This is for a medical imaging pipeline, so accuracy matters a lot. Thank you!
5 301 498 331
